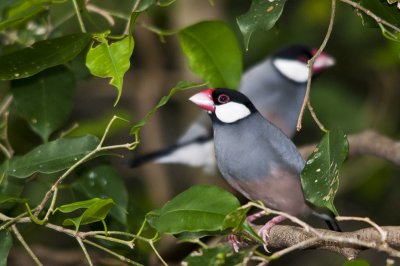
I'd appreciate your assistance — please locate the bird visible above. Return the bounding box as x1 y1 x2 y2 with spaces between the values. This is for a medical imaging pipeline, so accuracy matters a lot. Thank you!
130 45 335 171
189 88 340 248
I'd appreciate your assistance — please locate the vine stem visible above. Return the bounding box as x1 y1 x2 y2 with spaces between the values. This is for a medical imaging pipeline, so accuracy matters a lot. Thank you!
296 0 336 131
12 225 43 266
72 0 87 33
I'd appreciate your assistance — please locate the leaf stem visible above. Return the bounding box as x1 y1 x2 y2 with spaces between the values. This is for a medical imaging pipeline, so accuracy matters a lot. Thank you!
72 0 87 33
148 240 168 266
296 0 336 131
12 225 43 266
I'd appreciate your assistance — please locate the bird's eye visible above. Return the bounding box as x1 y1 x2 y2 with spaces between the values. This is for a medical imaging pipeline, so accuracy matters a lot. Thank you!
217 94 230 104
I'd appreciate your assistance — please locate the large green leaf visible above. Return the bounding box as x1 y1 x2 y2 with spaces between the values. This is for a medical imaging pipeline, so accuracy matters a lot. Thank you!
0 230 13 266
301 129 349 216
343 259 370 266
7 135 99 178
133 0 156 12
130 81 205 137
0 0 49 31
73 165 128 226
11 67 75 142
146 185 240 234
55 198 114 232
237 0 288 50
85 35 134 106
178 21 242 89
0 33 91 80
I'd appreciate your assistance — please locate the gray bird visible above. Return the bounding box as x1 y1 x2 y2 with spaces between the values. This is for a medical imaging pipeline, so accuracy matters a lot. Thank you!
131 45 335 171
189 88 340 244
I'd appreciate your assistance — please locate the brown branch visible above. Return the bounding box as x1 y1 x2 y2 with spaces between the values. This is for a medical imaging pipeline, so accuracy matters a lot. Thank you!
299 129 400 165
260 225 400 260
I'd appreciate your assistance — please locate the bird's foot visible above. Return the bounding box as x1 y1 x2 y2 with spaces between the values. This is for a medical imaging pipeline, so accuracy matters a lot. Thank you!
246 210 266 225
258 215 287 252
228 234 240 253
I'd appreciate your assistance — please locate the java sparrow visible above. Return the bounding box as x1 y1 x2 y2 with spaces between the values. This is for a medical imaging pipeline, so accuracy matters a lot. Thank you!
130 45 335 171
189 88 340 246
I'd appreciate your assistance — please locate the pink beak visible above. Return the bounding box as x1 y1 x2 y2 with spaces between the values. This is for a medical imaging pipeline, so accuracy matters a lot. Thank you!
189 88 215 112
311 49 335 74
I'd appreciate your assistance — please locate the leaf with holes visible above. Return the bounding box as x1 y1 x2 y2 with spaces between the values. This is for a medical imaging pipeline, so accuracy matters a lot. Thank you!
0 33 91 80
86 35 134 106
7 136 99 178
300 129 348 215
237 0 288 50
178 21 242 89
146 185 240 234
11 67 75 142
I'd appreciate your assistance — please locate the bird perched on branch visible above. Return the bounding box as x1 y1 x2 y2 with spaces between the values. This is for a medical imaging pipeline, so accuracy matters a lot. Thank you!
189 88 340 247
131 45 335 171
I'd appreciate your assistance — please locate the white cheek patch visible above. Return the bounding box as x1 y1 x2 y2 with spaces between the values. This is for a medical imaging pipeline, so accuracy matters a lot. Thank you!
273 58 309 83
215 102 251 123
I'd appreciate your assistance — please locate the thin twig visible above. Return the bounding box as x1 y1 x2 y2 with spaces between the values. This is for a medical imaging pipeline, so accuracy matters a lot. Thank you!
0 95 13 115
336 216 388 242
12 225 43 266
297 0 336 131
339 0 400 33
148 240 168 266
72 0 87 33
84 239 144 266
77 237 94 266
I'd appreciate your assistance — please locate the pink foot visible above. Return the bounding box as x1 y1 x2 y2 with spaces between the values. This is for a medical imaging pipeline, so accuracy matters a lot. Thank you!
246 210 266 225
228 234 240 252
258 215 286 251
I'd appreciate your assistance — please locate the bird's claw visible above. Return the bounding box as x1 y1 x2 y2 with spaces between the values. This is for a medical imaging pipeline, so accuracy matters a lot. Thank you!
228 234 240 253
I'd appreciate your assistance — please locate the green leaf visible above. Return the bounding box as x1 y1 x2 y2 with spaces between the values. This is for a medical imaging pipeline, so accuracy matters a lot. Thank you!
178 21 242 88
73 165 129 226
0 230 13 266
56 198 114 232
183 245 254 266
343 259 371 266
130 81 205 137
222 207 250 232
146 185 240 234
0 0 49 31
85 35 134 106
237 0 288 50
157 0 177 7
11 66 75 142
0 164 25 211
0 33 91 80
301 129 349 216
8 135 99 178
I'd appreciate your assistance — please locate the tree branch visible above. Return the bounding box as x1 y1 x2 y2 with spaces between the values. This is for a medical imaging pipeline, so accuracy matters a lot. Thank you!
261 225 400 260
299 129 400 165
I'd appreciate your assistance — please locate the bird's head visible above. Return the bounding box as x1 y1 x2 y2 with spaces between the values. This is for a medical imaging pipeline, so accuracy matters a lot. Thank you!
189 88 257 124
271 44 335 83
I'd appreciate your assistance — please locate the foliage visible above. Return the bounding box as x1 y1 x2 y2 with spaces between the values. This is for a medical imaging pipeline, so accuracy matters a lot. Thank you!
0 0 399 265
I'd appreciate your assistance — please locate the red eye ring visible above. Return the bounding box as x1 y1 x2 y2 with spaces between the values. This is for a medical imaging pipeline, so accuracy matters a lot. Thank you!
217 94 230 104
